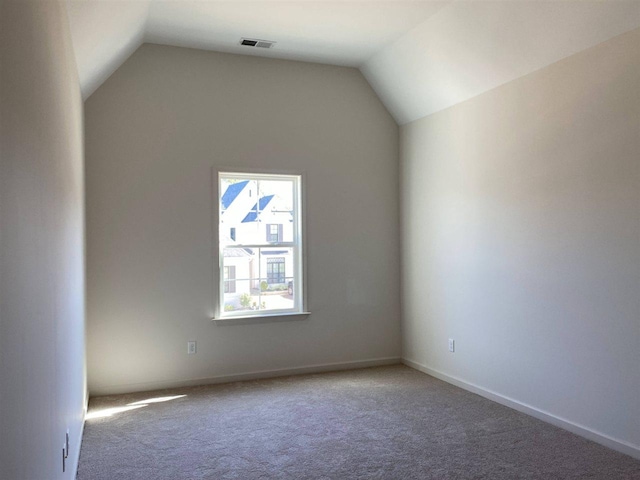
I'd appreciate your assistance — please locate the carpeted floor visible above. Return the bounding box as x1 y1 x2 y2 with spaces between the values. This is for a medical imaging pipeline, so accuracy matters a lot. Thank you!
77 365 640 479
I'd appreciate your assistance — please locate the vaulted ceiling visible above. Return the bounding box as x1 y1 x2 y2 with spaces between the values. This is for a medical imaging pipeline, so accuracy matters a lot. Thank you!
66 0 640 125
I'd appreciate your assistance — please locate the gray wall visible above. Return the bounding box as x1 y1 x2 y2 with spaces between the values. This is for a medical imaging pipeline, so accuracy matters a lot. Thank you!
85 44 400 395
0 1 86 479
400 28 639 452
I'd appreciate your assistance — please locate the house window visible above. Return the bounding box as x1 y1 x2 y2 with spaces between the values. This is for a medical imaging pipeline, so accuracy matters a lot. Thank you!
218 171 304 318
224 266 236 293
267 258 285 284
267 224 282 243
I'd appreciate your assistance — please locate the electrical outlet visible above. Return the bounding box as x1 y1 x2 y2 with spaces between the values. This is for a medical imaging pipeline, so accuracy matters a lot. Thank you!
448 338 455 353
187 341 196 354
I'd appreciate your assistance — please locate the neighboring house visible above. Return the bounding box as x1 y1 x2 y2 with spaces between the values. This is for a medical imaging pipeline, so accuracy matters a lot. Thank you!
220 181 294 311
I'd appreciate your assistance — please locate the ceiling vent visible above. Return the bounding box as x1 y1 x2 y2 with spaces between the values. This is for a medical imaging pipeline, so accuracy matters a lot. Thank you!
240 38 276 49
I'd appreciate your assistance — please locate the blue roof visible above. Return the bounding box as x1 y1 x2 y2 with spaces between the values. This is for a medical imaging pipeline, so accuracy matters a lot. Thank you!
241 195 274 223
221 180 249 209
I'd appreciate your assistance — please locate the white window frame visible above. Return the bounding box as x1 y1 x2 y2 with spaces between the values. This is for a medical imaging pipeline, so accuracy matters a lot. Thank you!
214 170 307 321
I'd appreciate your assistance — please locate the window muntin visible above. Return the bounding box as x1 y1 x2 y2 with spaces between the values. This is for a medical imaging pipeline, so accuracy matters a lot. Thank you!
218 172 303 317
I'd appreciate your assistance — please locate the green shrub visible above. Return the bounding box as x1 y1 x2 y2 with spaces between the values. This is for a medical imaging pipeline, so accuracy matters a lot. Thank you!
260 281 268 292
224 304 235 312
239 293 251 308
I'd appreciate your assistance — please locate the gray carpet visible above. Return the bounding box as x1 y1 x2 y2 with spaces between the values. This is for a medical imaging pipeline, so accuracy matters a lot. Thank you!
77 365 640 479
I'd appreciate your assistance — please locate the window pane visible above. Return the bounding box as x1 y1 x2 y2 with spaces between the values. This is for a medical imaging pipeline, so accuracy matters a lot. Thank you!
222 246 295 313
220 178 261 245
220 178 294 245
222 249 253 311
259 247 294 311
258 180 294 243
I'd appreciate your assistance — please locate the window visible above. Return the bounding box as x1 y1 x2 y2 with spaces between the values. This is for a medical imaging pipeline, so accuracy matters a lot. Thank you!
266 224 282 243
217 172 304 318
266 257 285 284
224 266 236 293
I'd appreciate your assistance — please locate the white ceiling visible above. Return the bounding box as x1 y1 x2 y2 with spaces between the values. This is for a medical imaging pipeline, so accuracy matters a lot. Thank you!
145 1 449 65
66 0 151 101
66 0 640 124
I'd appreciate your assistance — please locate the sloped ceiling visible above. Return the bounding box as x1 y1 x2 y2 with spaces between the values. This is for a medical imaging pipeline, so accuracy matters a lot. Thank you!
363 1 640 124
66 0 640 125
66 0 151 100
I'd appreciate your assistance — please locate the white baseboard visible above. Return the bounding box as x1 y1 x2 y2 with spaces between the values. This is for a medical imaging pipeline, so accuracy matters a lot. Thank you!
402 358 640 461
90 356 402 396
69 393 89 480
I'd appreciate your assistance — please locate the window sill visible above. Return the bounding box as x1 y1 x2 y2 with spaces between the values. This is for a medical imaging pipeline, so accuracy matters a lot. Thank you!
212 312 311 326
